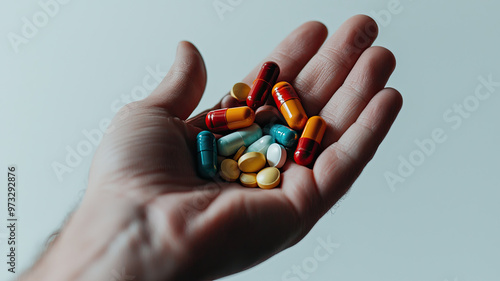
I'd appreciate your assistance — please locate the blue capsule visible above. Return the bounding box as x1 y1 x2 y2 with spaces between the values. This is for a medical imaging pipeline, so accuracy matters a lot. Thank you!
197 131 217 179
264 124 298 149
217 124 262 156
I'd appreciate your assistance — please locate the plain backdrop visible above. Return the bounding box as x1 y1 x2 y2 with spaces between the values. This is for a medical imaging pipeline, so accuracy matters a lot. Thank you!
1 0 499 280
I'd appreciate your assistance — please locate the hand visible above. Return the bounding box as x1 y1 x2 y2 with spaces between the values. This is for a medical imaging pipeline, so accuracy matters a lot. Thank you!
23 15 402 281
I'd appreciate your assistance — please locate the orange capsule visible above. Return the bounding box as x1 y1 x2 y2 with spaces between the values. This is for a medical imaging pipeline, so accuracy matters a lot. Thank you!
294 116 326 166
272 82 308 130
205 106 255 132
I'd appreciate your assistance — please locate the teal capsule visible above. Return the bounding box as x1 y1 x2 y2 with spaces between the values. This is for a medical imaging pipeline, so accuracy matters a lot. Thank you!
197 131 217 179
245 135 274 155
264 124 298 149
217 124 262 156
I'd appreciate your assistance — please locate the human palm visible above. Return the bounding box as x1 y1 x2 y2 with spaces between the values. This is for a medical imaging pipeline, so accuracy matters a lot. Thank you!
76 15 401 281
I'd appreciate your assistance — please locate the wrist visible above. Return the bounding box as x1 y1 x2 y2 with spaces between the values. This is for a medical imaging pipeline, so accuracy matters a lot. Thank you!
22 190 151 281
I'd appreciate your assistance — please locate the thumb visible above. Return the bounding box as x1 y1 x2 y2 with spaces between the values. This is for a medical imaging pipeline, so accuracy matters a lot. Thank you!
145 41 207 120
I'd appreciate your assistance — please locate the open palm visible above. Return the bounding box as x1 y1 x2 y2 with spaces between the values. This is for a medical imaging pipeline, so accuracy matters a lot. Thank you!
81 15 402 280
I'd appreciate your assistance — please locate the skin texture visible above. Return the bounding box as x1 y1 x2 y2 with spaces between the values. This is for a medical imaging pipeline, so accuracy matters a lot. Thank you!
21 15 402 281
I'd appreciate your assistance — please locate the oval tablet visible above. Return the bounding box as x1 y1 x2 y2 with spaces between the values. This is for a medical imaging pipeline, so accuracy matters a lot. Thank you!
267 143 287 168
239 173 258 188
220 159 240 182
256 167 281 189
238 152 266 173
233 146 246 161
231 82 251 102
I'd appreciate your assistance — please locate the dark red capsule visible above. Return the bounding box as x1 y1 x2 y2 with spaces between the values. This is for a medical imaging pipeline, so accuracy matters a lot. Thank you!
246 61 280 110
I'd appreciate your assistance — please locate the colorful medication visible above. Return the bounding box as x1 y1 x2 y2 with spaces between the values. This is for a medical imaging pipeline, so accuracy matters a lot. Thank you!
232 146 246 161
239 173 258 188
217 124 262 156
206 106 255 132
264 124 298 149
245 135 274 155
220 159 240 182
294 116 326 166
196 131 217 179
247 61 280 110
238 152 266 173
267 143 287 168
272 82 308 130
231 83 251 102
256 167 281 189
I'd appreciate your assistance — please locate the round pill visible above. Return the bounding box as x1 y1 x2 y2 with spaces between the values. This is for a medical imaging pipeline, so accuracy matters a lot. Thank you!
267 143 287 168
217 156 226 167
239 173 258 188
238 152 266 173
233 146 246 161
220 159 240 182
256 167 281 189
231 82 251 102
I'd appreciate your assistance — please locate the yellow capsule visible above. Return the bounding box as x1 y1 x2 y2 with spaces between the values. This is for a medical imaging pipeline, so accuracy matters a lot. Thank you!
256 167 281 189
238 152 266 173
231 83 251 102
239 173 258 188
220 159 240 182
232 146 246 161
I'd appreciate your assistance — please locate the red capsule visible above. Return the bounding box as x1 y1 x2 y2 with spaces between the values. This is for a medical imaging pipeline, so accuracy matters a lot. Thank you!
294 116 326 166
205 106 255 132
246 61 280 110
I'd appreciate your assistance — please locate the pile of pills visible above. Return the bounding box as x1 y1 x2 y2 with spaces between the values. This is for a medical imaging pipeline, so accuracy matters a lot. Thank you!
196 61 326 189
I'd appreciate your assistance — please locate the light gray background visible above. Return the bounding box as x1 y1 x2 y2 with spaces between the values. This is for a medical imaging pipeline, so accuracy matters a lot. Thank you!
1 0 499 280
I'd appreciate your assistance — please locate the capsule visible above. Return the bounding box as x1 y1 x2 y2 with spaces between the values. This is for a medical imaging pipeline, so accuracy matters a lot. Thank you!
246 61 280 110
272 82 308 130
264 124 298 149
245 135 274 155
196 131 218 179
205 106 255 132
294 116 326 166
217 124 262 156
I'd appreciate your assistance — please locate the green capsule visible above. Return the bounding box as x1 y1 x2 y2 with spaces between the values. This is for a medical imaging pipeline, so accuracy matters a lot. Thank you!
264 124 298 149
197 131 217 179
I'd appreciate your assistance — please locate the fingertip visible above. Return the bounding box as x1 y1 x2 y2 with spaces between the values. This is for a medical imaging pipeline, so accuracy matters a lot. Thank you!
360 46 397 77
145 41 207 119
301 21 328 39
371 88 403 123
383 87 403 116
349 14 379 38
177 41 207 84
